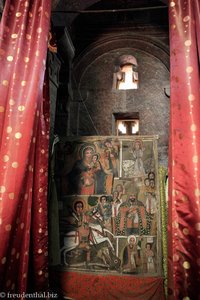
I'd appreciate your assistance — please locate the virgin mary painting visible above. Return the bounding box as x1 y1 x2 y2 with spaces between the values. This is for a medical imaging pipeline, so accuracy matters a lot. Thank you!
66 145 96 195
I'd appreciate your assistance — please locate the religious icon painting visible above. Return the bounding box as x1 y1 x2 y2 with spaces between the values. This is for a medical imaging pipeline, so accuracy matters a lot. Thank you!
60 195 120 271
115 235 158 275
59 193 160 275
56 136 161 276
121 138 157 179
112 177 145 199
112 177 158 236
57 137 120 196
112 178 133 200
143 171 156 193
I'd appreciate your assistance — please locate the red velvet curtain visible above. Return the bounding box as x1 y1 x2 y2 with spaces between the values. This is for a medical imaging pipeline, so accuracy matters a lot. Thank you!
168 0 200 299
0 0 51 294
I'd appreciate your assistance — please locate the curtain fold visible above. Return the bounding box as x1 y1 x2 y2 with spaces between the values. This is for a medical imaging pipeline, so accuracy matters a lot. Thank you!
31 71 50 291
0 0 51 294
168 0 200 299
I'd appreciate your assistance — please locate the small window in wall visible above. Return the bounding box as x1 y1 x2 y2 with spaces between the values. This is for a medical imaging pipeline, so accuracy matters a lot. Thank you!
113 55 139 90
113 112 139 136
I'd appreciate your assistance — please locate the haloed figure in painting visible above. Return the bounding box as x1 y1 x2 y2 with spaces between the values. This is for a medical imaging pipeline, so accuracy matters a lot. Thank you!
74 201 90 259
131 139 146 177
101 138 119 177
67 145 95 195
122 235 139 273
90 153 106 194
64 199 91 266
114 183 125 200
96 195 112 230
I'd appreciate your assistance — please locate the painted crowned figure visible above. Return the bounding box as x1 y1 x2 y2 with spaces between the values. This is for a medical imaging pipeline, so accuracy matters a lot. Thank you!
115 194 151 235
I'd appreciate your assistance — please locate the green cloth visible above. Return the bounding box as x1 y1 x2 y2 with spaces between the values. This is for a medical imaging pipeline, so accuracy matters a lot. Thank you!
159 166 168 299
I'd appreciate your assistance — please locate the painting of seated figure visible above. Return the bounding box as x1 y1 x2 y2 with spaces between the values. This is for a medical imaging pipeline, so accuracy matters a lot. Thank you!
57 137 120 196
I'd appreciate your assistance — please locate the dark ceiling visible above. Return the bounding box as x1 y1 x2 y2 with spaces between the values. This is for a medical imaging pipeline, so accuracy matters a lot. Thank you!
52 0 169 57
52 0 168 26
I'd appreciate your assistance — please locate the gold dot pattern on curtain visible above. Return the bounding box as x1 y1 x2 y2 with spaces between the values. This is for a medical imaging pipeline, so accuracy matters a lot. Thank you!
168 0 200 299
0 0 51 294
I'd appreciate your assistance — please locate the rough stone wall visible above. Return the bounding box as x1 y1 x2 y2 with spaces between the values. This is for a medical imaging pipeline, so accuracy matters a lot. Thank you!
70 48 169 166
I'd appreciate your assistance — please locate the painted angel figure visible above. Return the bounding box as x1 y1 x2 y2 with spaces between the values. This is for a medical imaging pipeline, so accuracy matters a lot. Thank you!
131 140 146 177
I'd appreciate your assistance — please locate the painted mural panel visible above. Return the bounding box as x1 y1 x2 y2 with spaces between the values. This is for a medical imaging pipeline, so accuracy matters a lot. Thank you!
57 136 161 276
121 139 155 178
59 137 120 196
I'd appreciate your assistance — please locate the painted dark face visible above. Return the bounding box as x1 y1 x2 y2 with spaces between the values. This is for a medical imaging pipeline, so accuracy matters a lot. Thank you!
105 149 110 157
83 148 93 159
135 142 140 150
149 172 155 180
113 191 118 199
75 202 83 215
105 141 112 148
129 237 136 245
146 244 151 250
116 184 122 192
100 196 107 205
150 180 155 188
129 195 136 202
